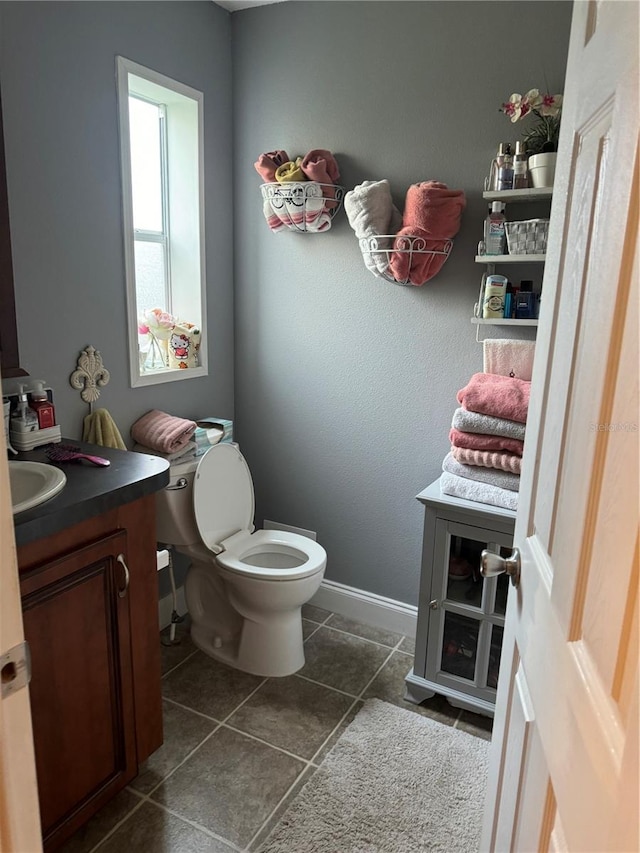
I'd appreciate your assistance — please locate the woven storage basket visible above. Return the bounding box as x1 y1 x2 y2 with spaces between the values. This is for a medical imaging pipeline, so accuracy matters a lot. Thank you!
505 218 550 255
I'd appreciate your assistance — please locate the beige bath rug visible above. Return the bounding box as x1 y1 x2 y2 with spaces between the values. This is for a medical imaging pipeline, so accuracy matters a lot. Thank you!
260 698 490 853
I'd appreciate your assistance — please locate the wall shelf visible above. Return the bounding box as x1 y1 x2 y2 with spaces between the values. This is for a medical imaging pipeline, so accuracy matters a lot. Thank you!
483 188 553 202
471 317 539 327
475 254 546 264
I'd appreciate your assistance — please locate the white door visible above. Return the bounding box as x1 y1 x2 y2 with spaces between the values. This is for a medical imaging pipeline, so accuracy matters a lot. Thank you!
481 2 639 851
0 412 42 851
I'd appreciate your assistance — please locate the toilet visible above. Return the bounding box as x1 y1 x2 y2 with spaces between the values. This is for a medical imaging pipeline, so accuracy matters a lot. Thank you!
155 443 327 677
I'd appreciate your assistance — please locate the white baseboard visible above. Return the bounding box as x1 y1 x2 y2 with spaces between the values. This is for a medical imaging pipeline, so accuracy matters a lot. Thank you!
158 586 187 631
310 580 417 639
159 579 417 638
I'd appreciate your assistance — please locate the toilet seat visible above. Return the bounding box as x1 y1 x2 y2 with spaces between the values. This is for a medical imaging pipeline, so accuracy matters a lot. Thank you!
193 445 325 581
217 529 326 580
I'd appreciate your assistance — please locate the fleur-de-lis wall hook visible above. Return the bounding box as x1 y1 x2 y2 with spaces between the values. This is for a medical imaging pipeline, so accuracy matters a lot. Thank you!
70 345 110 412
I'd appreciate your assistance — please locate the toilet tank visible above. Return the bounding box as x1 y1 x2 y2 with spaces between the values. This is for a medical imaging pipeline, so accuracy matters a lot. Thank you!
155 456 201 547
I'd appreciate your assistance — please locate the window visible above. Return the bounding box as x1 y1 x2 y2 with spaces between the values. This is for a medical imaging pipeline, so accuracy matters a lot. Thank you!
117 57 207 386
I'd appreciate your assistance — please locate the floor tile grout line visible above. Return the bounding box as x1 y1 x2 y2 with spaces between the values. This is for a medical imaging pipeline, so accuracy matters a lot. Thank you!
144 726 222 798
310 621 404 650
86 797 148 853
221 721 317 766
355 645 399 700
294 672 361 700
243 763 318 853
308 697 361 766
162 694 224 724
141 798 245 852
161 647 200 680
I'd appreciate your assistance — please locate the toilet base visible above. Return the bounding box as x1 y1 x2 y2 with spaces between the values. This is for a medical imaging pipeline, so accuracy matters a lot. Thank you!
191 610 306 678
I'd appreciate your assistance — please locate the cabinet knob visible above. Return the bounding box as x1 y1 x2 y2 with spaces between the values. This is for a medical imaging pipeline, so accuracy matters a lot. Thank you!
117 554 130 598
429 599 439 610
480 548 521 588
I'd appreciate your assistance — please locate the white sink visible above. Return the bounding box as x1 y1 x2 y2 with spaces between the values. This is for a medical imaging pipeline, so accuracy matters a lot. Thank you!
9 461 67 515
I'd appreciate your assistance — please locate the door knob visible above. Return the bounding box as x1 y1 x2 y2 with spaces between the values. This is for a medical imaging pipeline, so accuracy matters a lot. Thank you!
480 547 521 588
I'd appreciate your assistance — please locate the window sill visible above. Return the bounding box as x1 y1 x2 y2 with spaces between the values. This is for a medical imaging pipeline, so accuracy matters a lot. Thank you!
131 365 208 388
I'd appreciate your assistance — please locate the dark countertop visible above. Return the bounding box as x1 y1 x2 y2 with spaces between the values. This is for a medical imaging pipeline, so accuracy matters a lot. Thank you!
12 440 170 547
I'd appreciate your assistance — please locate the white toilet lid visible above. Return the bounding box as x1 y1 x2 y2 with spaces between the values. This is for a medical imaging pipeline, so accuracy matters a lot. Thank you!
193 444 255 553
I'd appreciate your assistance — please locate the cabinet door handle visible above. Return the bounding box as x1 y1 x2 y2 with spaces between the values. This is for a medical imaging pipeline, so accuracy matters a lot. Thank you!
116 554 130 598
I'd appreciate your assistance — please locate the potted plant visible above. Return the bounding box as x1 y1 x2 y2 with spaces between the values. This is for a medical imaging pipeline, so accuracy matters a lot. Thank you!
501 89 563 187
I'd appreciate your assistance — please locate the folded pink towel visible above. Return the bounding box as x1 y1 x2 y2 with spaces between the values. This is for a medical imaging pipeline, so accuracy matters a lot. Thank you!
450 428 524 456
457 373 531 424
450 445 522 474
131 410 197 455
254 150 290 183
300 149 341 209
388 181 465 285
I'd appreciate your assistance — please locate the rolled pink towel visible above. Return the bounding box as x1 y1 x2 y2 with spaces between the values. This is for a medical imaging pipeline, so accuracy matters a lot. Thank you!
449 428 524 456
254 150 290 183
300 149 341 209
451 445 522 474
388 181 465 285
131 410 197 455
457 373 530 424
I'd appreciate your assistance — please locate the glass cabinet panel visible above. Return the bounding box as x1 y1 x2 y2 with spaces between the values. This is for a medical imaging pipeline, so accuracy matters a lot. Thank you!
446 534 487 609
440 612 479 682
488 625 504 689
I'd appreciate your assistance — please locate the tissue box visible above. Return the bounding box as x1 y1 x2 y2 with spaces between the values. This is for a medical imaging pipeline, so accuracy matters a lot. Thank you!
194 418 233 455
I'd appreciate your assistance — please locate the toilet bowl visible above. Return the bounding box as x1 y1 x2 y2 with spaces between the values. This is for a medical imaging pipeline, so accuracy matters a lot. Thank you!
155 443 327 677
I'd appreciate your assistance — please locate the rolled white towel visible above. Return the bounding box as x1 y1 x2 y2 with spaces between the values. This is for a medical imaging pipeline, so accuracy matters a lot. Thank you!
344 179 402 275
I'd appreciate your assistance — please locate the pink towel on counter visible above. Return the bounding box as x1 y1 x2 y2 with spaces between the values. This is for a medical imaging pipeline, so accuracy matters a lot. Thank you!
300 149 341 209
457 373 531 424
449 428 525 457
131 410 197 455
451 445 522 474
254 149 290 183
388 181 465 285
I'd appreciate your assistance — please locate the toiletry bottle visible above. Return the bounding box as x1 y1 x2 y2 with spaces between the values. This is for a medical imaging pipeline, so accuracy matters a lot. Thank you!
515 280 535 319
482 274 507 319
496 143 514 191
513 141 529 189
29 381 56 429
10 385 39 433
504 282 514 319
488 142 510 192
484 202 506 255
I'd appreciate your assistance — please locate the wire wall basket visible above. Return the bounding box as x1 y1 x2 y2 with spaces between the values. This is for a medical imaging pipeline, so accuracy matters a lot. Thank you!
358 235 453 286
261 182 345 234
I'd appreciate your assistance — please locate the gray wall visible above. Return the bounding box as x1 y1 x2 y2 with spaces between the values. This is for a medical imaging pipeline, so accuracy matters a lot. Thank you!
0 1 234 440
232 1 572 604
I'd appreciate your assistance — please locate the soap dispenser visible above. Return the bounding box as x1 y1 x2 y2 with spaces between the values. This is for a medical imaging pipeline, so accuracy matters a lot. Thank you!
29 381 56 429
11 385 39 434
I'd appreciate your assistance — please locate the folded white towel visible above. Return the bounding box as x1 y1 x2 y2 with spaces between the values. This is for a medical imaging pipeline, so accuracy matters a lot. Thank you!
344 180 402 275
451 407 526 441
443 451 520 492
440 471 518 511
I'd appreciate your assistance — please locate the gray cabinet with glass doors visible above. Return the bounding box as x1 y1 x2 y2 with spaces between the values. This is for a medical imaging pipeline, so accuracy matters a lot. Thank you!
405 478 516 718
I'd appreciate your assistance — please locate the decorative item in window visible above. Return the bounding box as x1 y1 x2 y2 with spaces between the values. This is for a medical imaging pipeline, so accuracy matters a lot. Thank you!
255 148 344 233
138 308 201 372
346 180 465 286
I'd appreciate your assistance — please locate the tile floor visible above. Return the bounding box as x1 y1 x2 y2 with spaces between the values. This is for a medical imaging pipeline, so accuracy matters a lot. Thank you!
63 606 492 853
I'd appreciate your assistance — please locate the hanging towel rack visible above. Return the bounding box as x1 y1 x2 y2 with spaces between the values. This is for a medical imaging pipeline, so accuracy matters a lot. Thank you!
70 345 110 413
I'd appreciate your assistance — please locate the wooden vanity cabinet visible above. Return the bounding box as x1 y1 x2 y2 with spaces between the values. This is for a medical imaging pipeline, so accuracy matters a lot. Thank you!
17 495 163 852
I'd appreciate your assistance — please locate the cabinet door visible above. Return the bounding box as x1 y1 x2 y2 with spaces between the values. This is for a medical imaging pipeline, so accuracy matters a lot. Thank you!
426 519 512 702
20 531 136 850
